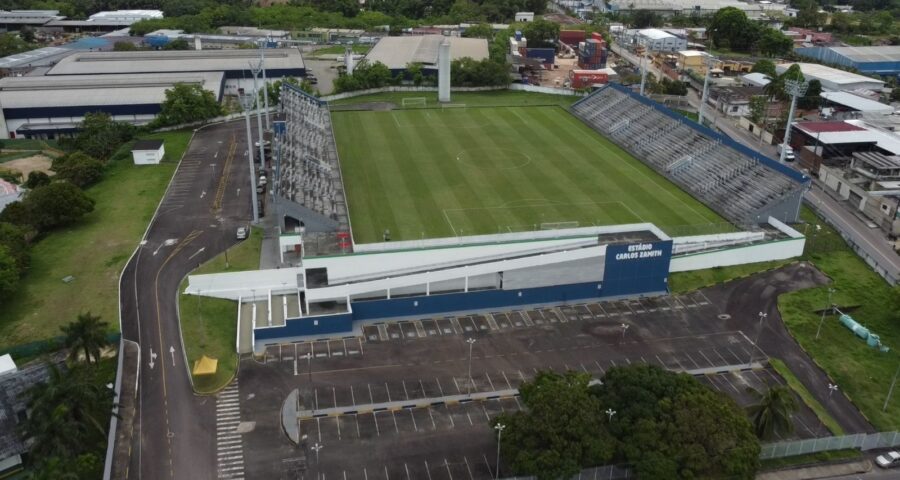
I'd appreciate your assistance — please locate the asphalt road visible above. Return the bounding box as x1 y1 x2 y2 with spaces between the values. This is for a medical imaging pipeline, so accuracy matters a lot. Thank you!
120 120 258 480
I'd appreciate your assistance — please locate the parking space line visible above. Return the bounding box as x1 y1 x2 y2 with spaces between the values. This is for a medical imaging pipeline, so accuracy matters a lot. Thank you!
464 456 475 480
501 371 512 389
373 412 381 436
712 348 730 366
684 352 700 369
518 370 527 382
368 384 375 404
453 377 461 394
415 321 427 337
435 377 445 396
350 386 356 406
359 337 365 355
444 458 453 479
409 409 418 432
486 314 500 330
481 403 490 421
466 411 473 426
315 389 319 410
447 406 455 428
392 411 400 433
428 408 437 430
425 461 434 480
316 418 322 442
385 382 392 402
485 373 495 390
335 416 341 440
355 415 361 438
333 387 338 408
698 350 714 366
402 380 410 400
593 360 605 373
671 355 685 370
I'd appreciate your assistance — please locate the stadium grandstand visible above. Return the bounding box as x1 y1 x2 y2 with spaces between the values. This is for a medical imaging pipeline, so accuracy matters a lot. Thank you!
571 84 810 226
275 82 349 234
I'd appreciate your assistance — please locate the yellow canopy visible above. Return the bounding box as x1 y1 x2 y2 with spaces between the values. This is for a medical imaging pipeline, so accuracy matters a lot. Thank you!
192 355 218 376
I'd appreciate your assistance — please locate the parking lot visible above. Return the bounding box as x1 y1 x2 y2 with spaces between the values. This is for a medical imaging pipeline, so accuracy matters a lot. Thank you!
234 264 874 480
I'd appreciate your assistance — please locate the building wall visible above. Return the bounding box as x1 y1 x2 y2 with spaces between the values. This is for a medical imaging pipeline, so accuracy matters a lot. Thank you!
669 238 805 272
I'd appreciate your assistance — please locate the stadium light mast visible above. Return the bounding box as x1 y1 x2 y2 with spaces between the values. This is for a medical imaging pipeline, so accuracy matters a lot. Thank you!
697 55 717 127
779 79 809 163
638 51 648 96
258 41 271 131
239 94 260 224
249 60 266 169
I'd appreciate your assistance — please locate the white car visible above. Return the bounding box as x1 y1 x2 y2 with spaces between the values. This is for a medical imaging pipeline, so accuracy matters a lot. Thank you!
876 451 900 468
236 227 248 240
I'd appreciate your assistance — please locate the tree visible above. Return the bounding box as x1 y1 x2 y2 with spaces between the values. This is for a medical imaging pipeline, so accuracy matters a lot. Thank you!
765 63 804 101
333 61 396 93
746 386 797 440
463 23 494 39
494 371 615 480
749 95 768 125
74 112 137 161
0 246 18 301
708 7 761 52
24 171 51 189
19 26 35 43
154 82 223 127
163 38 190 50
751 59 777 78
631 10 662 28
451 57 510 87
592 364 760 479
20 182 95 232
262 77 304 106
522 19 560 49
0 222 30 274
61 313 109 365
799 79 822 110
113 41 139 51
53 152 104 188
758 29 793 57
0 32 30 57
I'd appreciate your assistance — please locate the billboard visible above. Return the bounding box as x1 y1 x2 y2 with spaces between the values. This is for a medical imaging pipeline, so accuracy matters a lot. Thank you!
602 240 673 297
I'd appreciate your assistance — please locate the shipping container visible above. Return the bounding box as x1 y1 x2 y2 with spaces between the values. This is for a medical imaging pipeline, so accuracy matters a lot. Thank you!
570 69 609 88
526 47 555 64
591 32 603 43
560 30 586 46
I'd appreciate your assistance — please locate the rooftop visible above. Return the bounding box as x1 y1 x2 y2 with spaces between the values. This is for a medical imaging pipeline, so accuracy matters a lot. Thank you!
854 151 900 170
825 45 900 63
795 120 900 155
639 28 675 40
678 49 710 57
46 48 304 75
796 121 866 133
821 91 893 113
742 72 772 86
365 35 488 70
132 139 164 150
776 62 886 87
0 72 224 109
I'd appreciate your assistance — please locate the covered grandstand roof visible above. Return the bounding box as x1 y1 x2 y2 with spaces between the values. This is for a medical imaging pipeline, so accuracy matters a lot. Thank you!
0 72 225 108
365 35 489 70
46 48 304 75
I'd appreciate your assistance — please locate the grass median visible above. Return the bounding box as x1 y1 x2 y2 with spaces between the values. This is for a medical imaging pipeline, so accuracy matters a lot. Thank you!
0 130 192 350
179 228 262 393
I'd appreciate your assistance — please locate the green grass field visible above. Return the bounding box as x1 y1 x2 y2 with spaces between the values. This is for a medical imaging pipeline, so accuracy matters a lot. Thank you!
330 90 578 109
332 105 726 243
0 131 192 350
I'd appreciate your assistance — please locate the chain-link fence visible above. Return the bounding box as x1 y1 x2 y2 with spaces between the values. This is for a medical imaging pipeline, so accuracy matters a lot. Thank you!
760 431 900 460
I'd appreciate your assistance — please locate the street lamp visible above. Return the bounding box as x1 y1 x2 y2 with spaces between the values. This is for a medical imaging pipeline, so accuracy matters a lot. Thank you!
620 323 629 343
748 311 767 367
305 352 312 385
311 442 323 464
605 408 616 422
815 288 836 340
466 338 476 395
828 383 839 398
494 423 506 480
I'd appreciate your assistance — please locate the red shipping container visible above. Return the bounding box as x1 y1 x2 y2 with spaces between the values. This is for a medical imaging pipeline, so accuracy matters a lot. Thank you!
570 70 609 88
591 32 603 43
560 30 586 45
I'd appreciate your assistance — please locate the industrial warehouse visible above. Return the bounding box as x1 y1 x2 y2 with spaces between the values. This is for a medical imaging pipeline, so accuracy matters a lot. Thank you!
0 48 305 139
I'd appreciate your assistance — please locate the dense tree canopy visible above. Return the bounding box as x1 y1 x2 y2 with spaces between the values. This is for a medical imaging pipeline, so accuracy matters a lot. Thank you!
592 364 760 479
494 371 615 480
1 182 95 232
522 19 560 49
71 112 136 161
451 57 510 87
334 61 397 92
751 59 777 78
154 82 223 127
0 221 30 274
0 245 18 301
757 28 793 57
53 152 104 188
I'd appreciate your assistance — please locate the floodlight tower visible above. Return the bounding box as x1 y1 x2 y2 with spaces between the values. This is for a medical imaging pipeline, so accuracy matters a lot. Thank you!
239 94 260 224
639 51 648 96
249 60 266 168
779 79 809 163
259 42 271 130
438 37 451 103
697 55 718 126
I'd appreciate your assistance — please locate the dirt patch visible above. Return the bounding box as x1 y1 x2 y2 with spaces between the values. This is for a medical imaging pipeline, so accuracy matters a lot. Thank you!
1 154 54 178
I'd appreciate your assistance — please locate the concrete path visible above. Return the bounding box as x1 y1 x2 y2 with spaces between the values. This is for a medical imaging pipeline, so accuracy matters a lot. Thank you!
297 362 765 418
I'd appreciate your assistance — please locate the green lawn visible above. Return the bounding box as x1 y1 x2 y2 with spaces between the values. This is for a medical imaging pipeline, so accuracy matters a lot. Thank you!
777 207 900 431
0 131 192 350
670 259 793 293
179 227 262 393
332 105 725 243
760 448 861 471
1 138 60 151
770 358 845 436
330 90 580 109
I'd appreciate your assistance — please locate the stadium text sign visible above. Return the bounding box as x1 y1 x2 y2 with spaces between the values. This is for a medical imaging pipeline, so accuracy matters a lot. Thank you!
614 243 664 261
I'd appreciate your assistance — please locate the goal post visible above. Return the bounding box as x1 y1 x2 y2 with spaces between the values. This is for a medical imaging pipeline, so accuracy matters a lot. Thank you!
401 97 427 108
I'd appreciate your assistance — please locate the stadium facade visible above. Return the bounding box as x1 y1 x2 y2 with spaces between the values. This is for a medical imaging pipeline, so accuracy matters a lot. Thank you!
186 83 810 353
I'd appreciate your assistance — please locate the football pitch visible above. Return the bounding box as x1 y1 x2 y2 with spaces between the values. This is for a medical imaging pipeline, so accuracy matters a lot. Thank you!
332 105 727 244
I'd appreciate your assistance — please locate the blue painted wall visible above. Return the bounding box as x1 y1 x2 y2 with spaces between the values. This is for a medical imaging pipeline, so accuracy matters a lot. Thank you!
602 240 672 297
255 313 353 341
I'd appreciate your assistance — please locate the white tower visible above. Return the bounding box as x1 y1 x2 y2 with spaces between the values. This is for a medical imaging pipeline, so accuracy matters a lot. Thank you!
438 38 451 103
345 45 355 76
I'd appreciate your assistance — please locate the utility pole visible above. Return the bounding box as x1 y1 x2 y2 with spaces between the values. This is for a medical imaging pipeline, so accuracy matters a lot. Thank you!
259 43 271 130
698 55 717 127
883 361 900 412
748 311 767 367
249 60 267 169
816 288 835 340
779 79 809 163
239 94 259 224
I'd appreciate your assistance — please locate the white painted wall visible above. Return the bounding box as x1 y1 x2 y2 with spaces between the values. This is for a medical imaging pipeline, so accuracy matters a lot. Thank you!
132 145 165 165
670 238 805 272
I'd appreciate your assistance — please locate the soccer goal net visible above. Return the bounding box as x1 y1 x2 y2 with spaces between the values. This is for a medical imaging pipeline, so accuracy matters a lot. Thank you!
441 103 467 110
401 97 427 108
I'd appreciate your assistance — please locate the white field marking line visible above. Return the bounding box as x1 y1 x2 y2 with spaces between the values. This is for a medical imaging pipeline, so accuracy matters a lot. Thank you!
442 209 458 236
556 108 715 224
442 200 627 218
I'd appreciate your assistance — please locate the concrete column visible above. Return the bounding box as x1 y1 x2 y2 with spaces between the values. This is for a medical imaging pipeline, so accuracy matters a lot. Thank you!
438 38 451 103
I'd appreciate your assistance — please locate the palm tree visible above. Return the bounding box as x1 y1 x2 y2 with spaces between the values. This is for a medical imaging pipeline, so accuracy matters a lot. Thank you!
60 312 109 364
747 385 797 440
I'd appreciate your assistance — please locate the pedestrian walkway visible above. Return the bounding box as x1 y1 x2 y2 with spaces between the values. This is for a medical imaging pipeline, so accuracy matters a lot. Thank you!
216 381 245 480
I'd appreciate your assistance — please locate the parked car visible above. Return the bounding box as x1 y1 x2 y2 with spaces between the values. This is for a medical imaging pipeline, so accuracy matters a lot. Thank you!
777 144 795 162
236 227 248 240
876 451 900 468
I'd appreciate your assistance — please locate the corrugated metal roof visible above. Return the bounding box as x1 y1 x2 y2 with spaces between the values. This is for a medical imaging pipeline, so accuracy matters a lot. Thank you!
365 35 488 70
46 48 304 75
0 72 224 108
854 151 900 170
821 91 893 113
776 62 885 87
827 45 900 63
